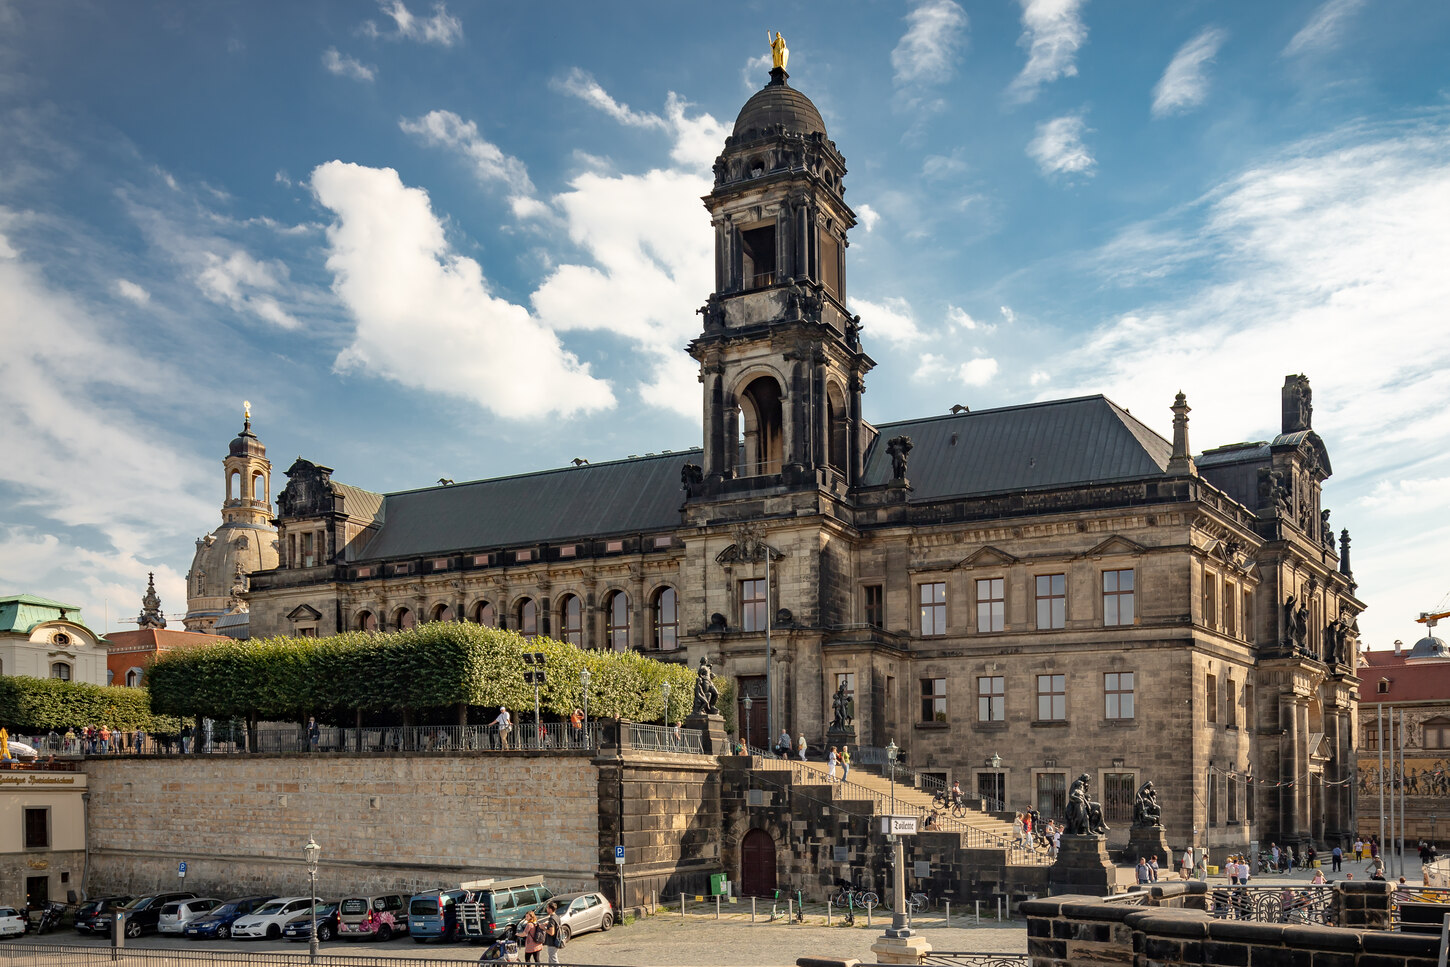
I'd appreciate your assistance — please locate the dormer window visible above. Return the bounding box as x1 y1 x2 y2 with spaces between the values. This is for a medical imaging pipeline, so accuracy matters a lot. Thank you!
1377 678 1390 694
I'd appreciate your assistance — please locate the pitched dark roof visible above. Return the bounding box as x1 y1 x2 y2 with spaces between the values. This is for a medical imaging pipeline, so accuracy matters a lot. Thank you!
860 395 1172 501
355 451 698 561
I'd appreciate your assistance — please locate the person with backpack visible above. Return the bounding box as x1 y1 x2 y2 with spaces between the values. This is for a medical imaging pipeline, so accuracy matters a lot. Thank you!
540 900 565 966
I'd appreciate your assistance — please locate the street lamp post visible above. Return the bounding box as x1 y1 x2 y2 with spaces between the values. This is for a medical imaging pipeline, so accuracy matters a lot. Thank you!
661 682 672 728
743 694 753 751
304 837 320 962
523 651 547 749
885 739 910 936
1433 813 1438 848
580 667 592 744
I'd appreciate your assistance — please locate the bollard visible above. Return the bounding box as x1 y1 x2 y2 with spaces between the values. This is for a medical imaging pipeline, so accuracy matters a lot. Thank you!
997 896 1002 921
681 893 686 919
787 898 793 923
715 894 720 919
945 900 950 927
751 896 756 922
826 900 832 926
866 901 873 927
975 900 980 924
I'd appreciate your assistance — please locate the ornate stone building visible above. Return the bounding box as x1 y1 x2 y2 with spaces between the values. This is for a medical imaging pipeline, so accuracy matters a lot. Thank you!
183 411 278 634
0 594 108 685
246 60 1363 860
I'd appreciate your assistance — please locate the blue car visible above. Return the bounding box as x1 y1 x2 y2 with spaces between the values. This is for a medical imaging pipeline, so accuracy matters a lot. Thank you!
408 890 465 943
183 896 275 940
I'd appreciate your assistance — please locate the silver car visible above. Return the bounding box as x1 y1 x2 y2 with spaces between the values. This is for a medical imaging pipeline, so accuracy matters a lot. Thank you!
551 892 614 943
159 898 221 935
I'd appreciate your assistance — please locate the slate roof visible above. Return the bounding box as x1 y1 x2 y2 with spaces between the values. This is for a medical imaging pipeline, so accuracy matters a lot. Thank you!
346 395 1176 562
859 395 1173 501
355 451 698 562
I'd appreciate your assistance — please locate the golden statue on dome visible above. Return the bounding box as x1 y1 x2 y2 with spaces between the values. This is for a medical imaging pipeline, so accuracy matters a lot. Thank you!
769 31 788 71
243 400 251 420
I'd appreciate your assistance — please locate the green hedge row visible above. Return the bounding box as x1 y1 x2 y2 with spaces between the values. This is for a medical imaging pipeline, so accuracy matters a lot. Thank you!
0 676 184 733
147 623 730 728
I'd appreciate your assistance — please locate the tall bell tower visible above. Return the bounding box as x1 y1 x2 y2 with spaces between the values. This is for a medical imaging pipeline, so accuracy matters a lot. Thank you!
687 44 874 499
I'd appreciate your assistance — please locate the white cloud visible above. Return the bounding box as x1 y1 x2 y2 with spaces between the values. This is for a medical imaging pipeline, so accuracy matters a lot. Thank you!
115 278 150 304
196 250 300 328
1000 305 1017 324
946 304 994 333
922 152 969 179
1043 117 1450 646
892 0 968 87
310 161 614 421
1357 476 1450 516
362 0 462 46
1029 370 1050 386
850 296 926 345
1284 0 1366 57
914 352 999 386
1008 0 1088 103
856 204 880 233
553 71 727 171
400 110 544 218
1152 27 1227 119
555 69 669 131
1027 115 1095 178
741 53 772 91
322 47 376 82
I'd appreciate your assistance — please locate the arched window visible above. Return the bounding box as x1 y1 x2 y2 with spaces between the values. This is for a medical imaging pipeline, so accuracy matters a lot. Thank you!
518 598 538 638
50 662 72 681
430 603 454 622
105 668 112 684
654 587 679 651
471 601 496 627
738 376 784 476
394 607 415 631
356 610 378 631
559 594 583 647
125 668 143 687
252 472 266 501
826 381 848 472
605 591 630 651
228 470 240 500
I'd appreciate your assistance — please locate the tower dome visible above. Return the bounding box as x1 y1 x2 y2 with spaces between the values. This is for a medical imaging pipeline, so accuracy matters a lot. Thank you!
1408 634 1450 661
732 68 827 140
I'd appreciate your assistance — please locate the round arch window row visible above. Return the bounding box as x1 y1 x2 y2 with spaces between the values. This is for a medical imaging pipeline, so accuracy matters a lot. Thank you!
349 587 681 651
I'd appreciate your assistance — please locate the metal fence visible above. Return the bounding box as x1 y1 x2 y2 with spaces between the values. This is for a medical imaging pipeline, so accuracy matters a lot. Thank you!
1206 885 1335 925
624 723 704 754
916 955 1029 967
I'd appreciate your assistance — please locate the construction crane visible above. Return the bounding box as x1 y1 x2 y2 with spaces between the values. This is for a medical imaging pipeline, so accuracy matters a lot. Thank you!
1418 611 1450 630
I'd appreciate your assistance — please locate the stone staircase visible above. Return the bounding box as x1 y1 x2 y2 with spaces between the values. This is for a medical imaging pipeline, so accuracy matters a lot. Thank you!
749 754 1052 867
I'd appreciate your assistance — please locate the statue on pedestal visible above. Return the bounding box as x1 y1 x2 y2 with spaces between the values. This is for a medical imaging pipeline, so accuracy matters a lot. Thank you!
829 681 854 731
1065 773 1109 835
1131 780 1162 828
692 656 720 716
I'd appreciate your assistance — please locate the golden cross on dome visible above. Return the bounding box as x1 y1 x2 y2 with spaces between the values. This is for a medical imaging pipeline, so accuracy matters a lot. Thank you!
243 400 251 420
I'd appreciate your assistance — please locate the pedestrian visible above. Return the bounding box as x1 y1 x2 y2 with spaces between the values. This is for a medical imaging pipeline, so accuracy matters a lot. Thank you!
1270 843 1280 871
519 911 543 963
776 729 791 758
1148 856 1160 882
828 746 839 781
1332 844 1342 872
1136 857 1150 884
1311 869 1326 884
1354 838 1364 861
569 708 584 746
493 706 512 750
541 900 565 966
1229 856 1240 886
841 745 851 781
1238 856 1250 885
1013 813 1026 848
1181 847 1193 880
307 716 319 751
796 733 807 760
1024 810 1034 849
99 725 111 754
1050 824 1061 860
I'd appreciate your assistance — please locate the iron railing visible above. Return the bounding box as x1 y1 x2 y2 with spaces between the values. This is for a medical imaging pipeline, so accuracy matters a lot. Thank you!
1391 886 1450 930
1207 885 1335 925
624 723 705 754
0 943 601 967
915 955 1029 967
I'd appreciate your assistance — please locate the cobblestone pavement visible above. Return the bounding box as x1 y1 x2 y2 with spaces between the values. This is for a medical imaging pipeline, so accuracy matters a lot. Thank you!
11 911 1030 967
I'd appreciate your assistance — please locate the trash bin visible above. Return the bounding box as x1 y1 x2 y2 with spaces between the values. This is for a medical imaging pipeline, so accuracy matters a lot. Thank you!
709 874 726 896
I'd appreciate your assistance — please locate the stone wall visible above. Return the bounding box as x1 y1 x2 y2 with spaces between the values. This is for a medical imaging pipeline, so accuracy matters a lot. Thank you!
1023 885 1435 967
83 753 600 899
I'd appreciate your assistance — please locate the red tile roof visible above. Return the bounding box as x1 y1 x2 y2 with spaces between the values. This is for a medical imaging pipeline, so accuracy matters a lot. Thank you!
105 629 229 654
1359 649 1450 705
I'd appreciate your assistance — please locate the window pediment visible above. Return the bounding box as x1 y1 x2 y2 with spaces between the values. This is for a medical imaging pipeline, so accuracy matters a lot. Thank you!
957 545 1019 568
287 604 323 622
1085 535 1146 558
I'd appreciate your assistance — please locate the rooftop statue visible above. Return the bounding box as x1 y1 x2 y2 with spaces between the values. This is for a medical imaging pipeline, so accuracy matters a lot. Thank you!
769 31 788 71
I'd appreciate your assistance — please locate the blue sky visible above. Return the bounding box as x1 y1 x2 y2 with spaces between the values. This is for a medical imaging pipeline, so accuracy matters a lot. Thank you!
2 0 1448 647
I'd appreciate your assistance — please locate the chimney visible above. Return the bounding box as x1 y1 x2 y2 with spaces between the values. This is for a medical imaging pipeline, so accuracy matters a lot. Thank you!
1394 639 1403 656
1167 392 1196 475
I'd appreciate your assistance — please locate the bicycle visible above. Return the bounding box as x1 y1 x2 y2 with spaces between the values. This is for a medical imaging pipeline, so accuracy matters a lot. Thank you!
830 882 879 912
930 790 969 819
906 892 931 915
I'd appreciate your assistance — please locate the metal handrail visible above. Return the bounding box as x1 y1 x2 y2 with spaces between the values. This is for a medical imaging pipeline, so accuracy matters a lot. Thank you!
1207 884 1335 925
625 723 705 753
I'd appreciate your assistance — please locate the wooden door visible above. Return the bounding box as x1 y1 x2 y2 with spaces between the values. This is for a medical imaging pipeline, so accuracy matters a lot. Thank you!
740 829 777 897
737 676 768 750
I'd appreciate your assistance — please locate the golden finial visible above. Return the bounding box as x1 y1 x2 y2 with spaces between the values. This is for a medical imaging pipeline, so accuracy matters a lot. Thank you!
769 31 789 72
243 400 251 420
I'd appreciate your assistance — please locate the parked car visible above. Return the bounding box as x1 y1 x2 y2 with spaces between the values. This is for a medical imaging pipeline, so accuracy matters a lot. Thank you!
231 897 314 940
183 896 276 940
408 889 465 943
336 894 408 941
551 892 615 943
158 898 221 935
457 877 553 942
74 896 133 934
0 907 27 938
107 892 197 938
281 903 339 943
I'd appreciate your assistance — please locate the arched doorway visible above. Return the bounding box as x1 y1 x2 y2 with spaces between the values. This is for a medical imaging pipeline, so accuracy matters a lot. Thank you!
740 828 777 897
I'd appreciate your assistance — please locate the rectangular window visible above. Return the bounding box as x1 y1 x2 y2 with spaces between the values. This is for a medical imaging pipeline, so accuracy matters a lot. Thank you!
1207 673 1218 724
354 566 373 579
1226 678 1238 728
297 627 317 638
1208 773 1219 826
920 677 947 723
820 231 841 298
1228 774 1239 823
976 578 1005 632
1223 581 1237 637
741 579 768 632
1243 590 1255 643
302 531 315 568
604 540 625 554
1203 572 1217 630
1102 569 1135 626
864 584 884 630
430 557 450 570
653 536 673 549
557 545 577 559
1104 772 1135 825
919 582 947 636
1104 671 1135 720
740 224 777 289
1244 684 1254 731
471 554 492 567
977 676 1005 722
1035 574 1066 629
23 808 48 850
514 549 533 563
1246 775 1255 824
1036 772 1067 819
1036 674 1066 722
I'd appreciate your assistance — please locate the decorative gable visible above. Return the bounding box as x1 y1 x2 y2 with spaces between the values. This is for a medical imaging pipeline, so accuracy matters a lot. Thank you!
1085 535 1147 558
286 604 323 622
956 545 1019 568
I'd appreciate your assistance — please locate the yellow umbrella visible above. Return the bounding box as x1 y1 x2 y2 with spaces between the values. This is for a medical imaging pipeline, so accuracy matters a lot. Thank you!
0 727 10 761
